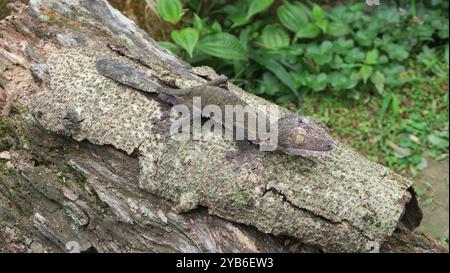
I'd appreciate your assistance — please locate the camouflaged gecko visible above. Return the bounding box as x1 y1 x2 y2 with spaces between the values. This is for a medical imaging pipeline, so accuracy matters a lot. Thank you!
96 59 336 157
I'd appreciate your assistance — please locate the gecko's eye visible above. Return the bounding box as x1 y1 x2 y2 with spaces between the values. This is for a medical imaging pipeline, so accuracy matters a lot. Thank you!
291 128 306 145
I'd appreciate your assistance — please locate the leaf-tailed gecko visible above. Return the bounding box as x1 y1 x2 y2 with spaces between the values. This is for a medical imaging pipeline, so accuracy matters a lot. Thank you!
95 59 336 157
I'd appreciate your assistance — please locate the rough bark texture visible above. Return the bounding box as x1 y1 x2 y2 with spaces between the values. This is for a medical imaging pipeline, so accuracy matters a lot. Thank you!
0 0 447 253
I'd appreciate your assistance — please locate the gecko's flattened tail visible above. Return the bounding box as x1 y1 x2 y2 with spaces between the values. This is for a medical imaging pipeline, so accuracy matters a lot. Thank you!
96 59 160 93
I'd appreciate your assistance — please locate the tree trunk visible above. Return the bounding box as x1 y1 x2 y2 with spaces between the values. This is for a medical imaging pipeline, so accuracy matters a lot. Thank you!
0 0 446 253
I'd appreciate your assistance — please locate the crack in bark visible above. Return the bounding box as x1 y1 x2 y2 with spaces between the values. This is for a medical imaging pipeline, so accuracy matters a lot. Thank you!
262 186 373 241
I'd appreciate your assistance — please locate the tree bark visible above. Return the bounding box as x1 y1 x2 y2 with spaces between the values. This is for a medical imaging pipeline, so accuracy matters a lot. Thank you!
0 0 446 253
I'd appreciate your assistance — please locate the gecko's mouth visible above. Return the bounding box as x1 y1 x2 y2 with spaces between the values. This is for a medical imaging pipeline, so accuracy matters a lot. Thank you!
313 139 336 151
280 147 333 157
277 139 336 157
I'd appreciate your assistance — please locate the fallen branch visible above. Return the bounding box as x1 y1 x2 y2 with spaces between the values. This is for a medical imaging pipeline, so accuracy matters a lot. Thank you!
0 0 446 253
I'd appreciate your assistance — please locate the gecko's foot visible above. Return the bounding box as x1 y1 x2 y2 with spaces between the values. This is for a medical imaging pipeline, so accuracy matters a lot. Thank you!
207 74 228 87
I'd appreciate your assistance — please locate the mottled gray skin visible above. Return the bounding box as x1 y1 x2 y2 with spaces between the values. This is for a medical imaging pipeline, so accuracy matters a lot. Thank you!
96 59 335 157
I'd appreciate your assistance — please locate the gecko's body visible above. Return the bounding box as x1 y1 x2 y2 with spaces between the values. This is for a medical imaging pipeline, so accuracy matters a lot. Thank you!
96 59 335 157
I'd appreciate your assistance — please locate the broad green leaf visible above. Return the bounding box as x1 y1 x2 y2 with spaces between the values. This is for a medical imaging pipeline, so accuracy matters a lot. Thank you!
211 20 222 32
239 27 252 51
331 55 344 69
355 30 375 47
334 38 354 55
329 73 348 90
383 43 409 61
326 21 350 37
260 72 281 96
428 134 449 149
360 65 373 83
345 73 359 90
365 49 379 65
247 0 273 19
193 14 204 33
171 28 199 58
156 0 184 24
260 24 290 49
197 33 247 61
345 48 365 63
306 41 333 65
277 1 309 33
231 15 249 28
250 53 297 93
312 4 325 22
307 73 328 92
370 71 385 94
285 44 304 56
315 19 329 33
295 23 320 39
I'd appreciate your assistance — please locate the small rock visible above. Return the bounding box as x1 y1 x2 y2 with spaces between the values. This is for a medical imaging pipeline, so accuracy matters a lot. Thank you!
30 241 45 253
0 151 11 160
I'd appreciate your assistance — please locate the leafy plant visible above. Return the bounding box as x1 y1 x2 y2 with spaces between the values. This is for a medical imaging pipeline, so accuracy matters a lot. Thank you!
156 0 184 24
155 0 448 109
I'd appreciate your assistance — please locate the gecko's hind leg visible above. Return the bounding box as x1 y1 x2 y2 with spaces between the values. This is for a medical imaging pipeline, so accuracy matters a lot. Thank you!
207 75 228 87
158 93 180 105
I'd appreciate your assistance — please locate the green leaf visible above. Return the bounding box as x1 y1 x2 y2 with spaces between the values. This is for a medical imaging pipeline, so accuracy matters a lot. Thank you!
277 1 309 33
365 49 379 65
334 38 354 55
306 41 333 65
231 15 249 28
307 73 328 92
312 4 325 22
377 93 392 125
156 0 184 24
354 30 375 47
315 19 329 33
247 0 273 19
193 13 204 33
329 72 351 91
158 41 179 55
260 72 281 96
383 43 409 61
391 93 400 114
445 44 449 65
344 48 365 63
211 20 222 32
260 24 290 49
360 65 373 83
171 28 199 58
349 3 366 12
197 33 247 61
413 186 424 197
250 53 297 93
370 71 385 94
428 134 449 149
295 23 320 39
326 21 350 37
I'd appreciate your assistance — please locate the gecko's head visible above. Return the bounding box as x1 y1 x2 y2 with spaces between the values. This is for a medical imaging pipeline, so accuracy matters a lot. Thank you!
276 115 336 157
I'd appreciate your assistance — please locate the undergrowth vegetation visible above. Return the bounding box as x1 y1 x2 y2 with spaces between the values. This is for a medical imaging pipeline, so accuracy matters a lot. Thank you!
151 0 449 177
